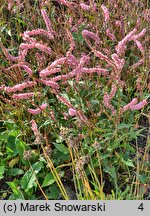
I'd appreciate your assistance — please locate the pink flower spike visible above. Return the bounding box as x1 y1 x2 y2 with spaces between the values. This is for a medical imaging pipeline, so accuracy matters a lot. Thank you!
4 81 36 93
28 103 47 115
41 80 60 89
40 103 47 110
79 54 90 67
55 0 75 9
94 50 109 61
12 92 41 100
75 54 90 81
136 18 141 27
68 108 77 116
34 42 52 54
103 84 117 115
130 59 144 69
130 28 147 41
101 4 110 23
49 57 67 69
30 119 39 137
8 0 13 11
131 99 147 110
82 30 101 44
82 67 108 76
28 108 41 115
109 84 117 99
20 41 52 55
23 29 53 39
80 2 90 11
6 63 33 76
20 43 34 50
41 9 54 37
94 50 113 65
1 46 19 62
18 49 28 62
106 28 116 41
134 40 144 53
111 53 125 70
19 64 33 76
115 20 122 27
39 57 66 77
115 28 137 54
30 119 41 143
103 94 116 115
122 98 138 112
66 29 75 54
40 68 61 77
66 54 78 67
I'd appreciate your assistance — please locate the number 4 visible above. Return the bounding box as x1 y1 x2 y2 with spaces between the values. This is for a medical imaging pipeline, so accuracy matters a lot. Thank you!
138 203 144 211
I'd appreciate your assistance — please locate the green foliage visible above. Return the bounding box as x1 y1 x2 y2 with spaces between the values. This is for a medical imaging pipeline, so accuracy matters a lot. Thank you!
0 166 5 179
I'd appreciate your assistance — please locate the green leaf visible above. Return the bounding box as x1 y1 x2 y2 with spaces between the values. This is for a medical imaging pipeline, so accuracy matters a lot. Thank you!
137 174 148 184
13 17 27 26
0 166 5 179
104 167 117 180
111 141 120 149
118 123 133 129
21 171 37 192
15 138 25 156
99 153 110 160
53 143 69 154
47 184 60 199
8 194 23 200
6 135 17 156
21 161 43 192
53 149 70 165
42 171 64 187
32 161 44 173
10 168 24 176
0 131 9 142
122 159 135 167
42 173 56 187
9 156 20 168
7 180 23 199
60 93 70 102
39 120 53 129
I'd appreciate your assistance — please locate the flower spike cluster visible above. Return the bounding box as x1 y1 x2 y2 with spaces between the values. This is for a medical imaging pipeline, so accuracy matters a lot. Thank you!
1 1 148 121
